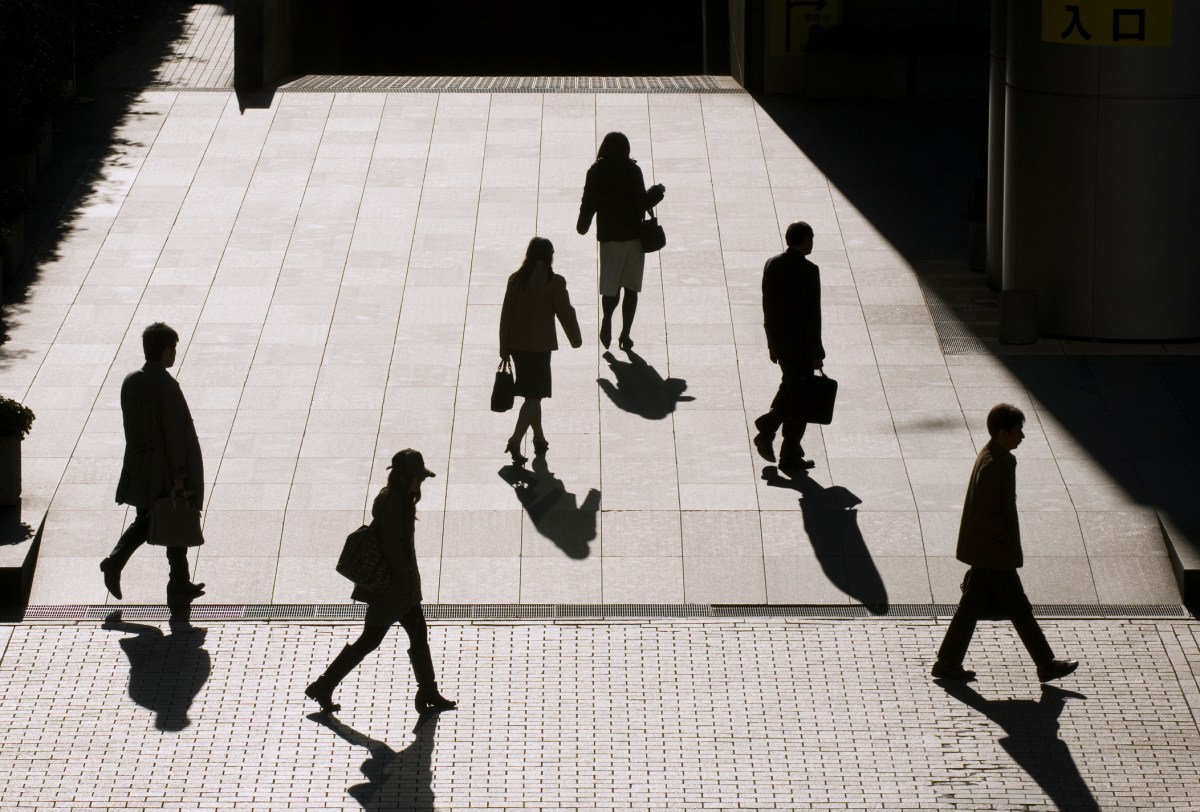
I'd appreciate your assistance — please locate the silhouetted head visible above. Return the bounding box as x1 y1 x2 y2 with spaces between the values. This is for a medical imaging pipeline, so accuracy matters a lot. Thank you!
785 221 814 251
386 448 436 504
986 402 1026 451
597 132 631 161
142 322 179 366
516 236 554 289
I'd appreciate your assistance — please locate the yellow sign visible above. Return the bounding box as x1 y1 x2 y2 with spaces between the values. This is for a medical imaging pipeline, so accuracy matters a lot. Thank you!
770 0 841 55
1042 0 1172 46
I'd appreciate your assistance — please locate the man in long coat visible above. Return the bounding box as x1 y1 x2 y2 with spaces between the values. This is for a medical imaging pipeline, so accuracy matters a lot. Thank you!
100 322 205 613
754 221 825 470
932 403 1079 683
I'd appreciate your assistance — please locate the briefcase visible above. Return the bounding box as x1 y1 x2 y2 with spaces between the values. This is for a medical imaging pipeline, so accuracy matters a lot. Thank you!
147 494 205 547
801 370 838 425
491 358 515 412
962 570 1008 621
336 524 391 591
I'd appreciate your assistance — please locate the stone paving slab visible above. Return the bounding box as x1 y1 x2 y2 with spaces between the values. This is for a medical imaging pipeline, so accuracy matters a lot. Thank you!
2 617 1200 810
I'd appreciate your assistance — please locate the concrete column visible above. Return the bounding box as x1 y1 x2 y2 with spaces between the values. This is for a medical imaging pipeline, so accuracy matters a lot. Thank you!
1003 2 1200 339
985 0 1006 291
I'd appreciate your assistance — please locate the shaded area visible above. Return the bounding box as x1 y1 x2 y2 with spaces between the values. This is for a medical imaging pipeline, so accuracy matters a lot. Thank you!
598 349 693 420
1 0 197 321
940 682 1099 811
499 457 600 560
310 712 439 812
763 466 888 613
102 610 210 731
754 97 1200 590
275 1 702 77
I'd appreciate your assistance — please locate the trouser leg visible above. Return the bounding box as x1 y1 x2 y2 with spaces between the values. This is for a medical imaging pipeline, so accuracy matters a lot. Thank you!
107 508 150 570
990 570 1055 665
756 377 788 437
937 567 988 665
779 363 810 458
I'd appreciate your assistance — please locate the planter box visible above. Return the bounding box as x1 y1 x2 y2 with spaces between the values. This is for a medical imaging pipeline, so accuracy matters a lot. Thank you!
0 435 21 505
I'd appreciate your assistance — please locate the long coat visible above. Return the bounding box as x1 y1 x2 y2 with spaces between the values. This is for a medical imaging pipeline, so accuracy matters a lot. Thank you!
352 487 422 614
576 157 664 242
499 266 583 355
762 248 825 365
115 364 205 510
956 440 1023 569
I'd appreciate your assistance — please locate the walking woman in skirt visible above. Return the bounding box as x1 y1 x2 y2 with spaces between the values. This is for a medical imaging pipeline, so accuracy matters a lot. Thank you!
499 237 582 464
306 449 456 714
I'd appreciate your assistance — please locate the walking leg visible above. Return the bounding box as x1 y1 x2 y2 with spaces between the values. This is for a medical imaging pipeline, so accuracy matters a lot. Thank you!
402 607 456 712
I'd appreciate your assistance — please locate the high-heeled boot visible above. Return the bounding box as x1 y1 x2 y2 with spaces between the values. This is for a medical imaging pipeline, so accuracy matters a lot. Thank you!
306 644 366 713
408 644 457 713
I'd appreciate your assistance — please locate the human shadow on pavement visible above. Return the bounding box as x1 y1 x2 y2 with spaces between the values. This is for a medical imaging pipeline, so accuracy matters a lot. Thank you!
102 610 210 731
309 712 439 812
762 467 888 614
499 456 600 560
940 682 1099 811
598 349 693 420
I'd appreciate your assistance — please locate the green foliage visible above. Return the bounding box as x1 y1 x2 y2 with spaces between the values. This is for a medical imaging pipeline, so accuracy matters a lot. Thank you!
0 0 153 153
0 395 35 440
0 186 25 221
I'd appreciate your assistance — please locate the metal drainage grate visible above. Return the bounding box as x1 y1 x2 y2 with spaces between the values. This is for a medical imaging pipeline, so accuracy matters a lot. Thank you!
278 75 744 94
22 603 1190 621
916 261 1000 355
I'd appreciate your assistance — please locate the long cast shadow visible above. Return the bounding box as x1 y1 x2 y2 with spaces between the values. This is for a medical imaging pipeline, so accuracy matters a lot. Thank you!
753 97 1200 585
498 456 600 560
940 682 1099 811
763 467 888 614
597 349 693 420
102 610 210 731
309 712 439 812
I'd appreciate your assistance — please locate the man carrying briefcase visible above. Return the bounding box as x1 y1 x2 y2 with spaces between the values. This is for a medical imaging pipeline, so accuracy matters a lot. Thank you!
754 221 826 471
101 322 206 620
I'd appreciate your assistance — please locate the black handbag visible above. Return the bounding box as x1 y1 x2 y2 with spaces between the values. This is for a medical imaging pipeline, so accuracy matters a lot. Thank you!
491 358 515 412
336 524 391 591
801 370 838 425
147 493 205 547
639 207 666 253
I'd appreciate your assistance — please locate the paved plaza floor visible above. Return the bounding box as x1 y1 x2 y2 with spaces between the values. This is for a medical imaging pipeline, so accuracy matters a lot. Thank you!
3 3 1192 611
3 5 1200 810
3 616 1200 811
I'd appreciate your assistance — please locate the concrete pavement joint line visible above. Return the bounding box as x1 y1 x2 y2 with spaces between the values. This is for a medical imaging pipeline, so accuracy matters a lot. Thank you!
21 602 1190 621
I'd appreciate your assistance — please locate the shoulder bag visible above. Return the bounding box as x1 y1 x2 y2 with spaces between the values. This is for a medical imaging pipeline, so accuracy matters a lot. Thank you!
336 523 391 591
639 207 666 253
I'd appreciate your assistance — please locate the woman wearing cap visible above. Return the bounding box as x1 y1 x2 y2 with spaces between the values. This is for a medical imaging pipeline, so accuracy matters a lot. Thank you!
306 449 456 714
576 131 665 352
499 236 583 464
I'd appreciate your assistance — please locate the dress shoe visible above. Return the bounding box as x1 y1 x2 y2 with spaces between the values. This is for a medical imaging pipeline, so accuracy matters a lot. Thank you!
99 558 123 600
931 661 976 681
778 456 816 471
752 433 776 463
1037 659 1079 682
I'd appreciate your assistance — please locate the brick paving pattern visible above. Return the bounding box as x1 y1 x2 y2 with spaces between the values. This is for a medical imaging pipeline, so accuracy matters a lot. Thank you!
3 617 1200 810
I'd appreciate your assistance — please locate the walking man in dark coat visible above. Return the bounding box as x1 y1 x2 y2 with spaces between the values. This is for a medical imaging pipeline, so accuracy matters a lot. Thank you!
754 221 825 470
100 322 205 614
932 403 1079 683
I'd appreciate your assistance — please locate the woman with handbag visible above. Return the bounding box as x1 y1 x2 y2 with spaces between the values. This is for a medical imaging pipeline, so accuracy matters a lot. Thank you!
576 131 665 351
306 449 456 714
499 237 582 464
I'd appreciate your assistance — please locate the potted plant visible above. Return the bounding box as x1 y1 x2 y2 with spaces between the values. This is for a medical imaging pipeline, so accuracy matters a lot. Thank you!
0 395 35 505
